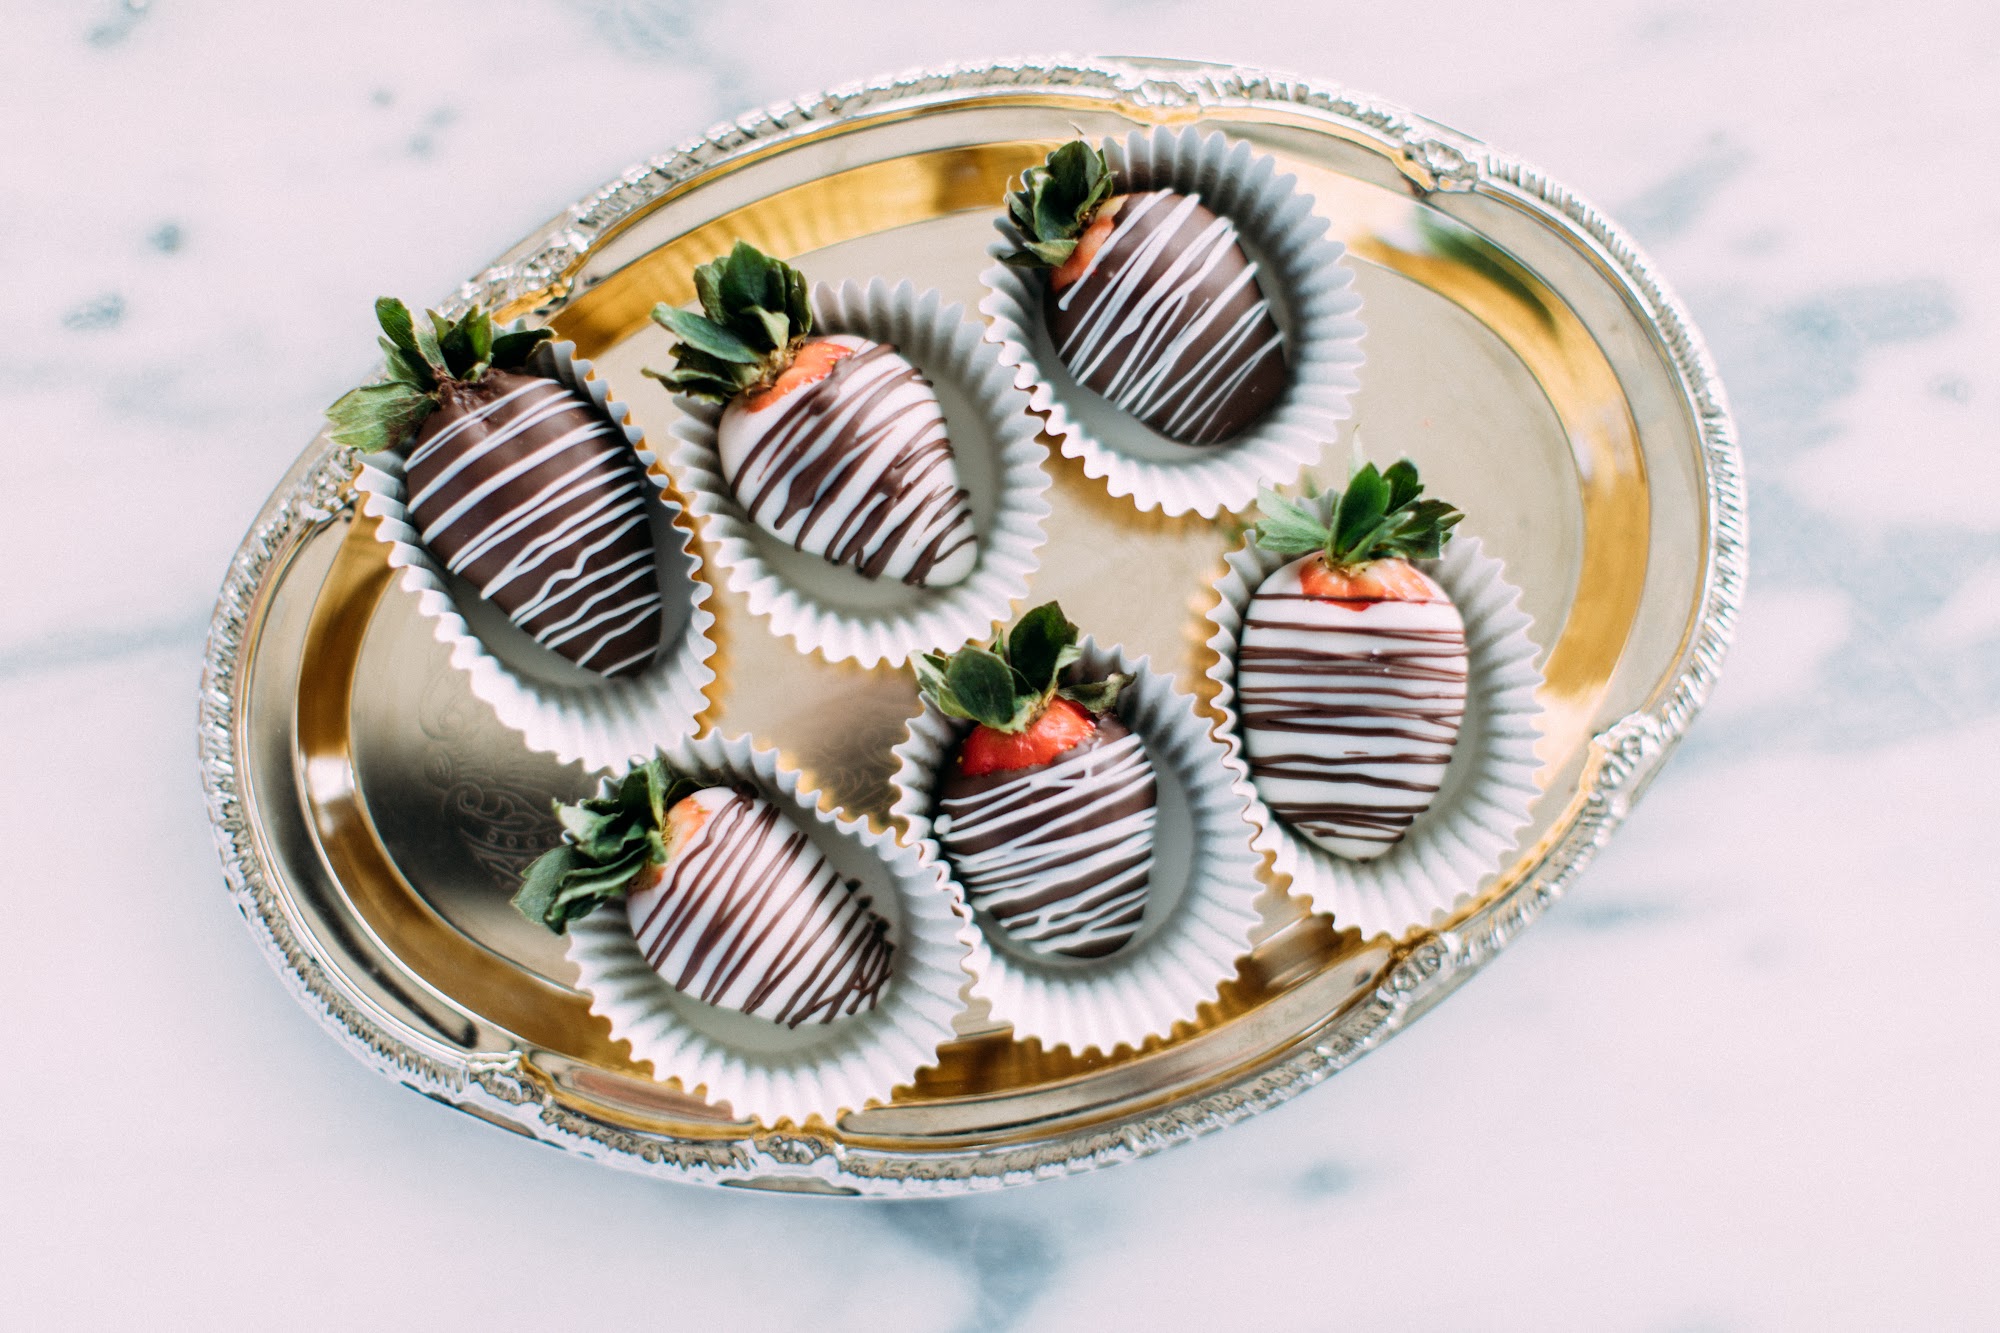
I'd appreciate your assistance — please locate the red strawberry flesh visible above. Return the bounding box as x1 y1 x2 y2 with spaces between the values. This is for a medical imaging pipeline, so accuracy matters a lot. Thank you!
1050 196 1126 292
956 697 1097 777
1297 553 1438 605
740 337 853 412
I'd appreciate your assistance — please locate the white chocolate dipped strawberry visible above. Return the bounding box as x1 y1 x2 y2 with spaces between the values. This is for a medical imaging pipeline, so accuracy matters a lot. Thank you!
515 761 893 1027
647 243 977 587
1238 462 1468 860
914 603 1157 960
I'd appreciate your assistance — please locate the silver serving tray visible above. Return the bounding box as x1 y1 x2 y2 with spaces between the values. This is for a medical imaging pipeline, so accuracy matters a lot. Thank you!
198 56 1744 1196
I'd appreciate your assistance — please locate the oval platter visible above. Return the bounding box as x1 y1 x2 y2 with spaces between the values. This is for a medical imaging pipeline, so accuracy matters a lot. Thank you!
198 55 1745 1196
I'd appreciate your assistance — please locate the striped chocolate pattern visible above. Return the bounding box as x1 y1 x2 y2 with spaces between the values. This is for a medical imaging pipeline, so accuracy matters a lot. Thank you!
1046 190 1287 447
624 787 893 1027
716 335 977 587
935 717 1157 959
404 369 662 678
1239 556 1468 860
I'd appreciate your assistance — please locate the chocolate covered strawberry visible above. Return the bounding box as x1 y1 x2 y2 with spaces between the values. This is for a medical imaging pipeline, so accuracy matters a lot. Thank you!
515 760 893 1027
1004 140 1286 447
648 243 977 587
915 603 1156 959
1238 462 1467 860
326 300 664 677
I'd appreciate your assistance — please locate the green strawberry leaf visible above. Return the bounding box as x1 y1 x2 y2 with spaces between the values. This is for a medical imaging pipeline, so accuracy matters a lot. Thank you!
1002 140 1116 270
648 243 814 401
374 297 422 360
917 601 1122 734
1250 486 1333 556
652 305 764 364
1333 463 1390 554
746 305 793 355
784 265 811 334
378 337 433 389
513 760 703 934
464 307 494 369
1007 602 1080 695
1057 673 1127 714
490 326 554 370
1383 458 1423 512
412 314 447 381
716 242 774 318
512 845 583 931
693 262 725 321
945 647 1020 730
642 354 761 403
325 380 436 454
1253 460 1464 570
912 654 972 720
436 308 494 379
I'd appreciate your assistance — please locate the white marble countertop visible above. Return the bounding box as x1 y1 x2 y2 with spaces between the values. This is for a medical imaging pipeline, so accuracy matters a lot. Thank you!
5 3 1996 1328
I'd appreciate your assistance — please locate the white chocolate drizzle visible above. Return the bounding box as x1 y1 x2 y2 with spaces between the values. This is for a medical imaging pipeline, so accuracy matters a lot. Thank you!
1239 555 1468 860
405 374 661 676
935 728 1157 958
1052 191 1285 446
625 787 893 1027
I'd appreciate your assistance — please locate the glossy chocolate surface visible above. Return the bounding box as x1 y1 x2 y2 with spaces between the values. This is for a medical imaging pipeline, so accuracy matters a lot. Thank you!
404 369 662 677
1045 191 1286 446
937 713 1158 959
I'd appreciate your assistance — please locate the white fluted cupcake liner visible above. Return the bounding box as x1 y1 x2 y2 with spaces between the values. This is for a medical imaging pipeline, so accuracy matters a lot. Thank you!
980 126 1366 518
1205 516 1544 940
890 638 1265 1057
565 732 979 1126
670 279 1051 668
356 340 717 772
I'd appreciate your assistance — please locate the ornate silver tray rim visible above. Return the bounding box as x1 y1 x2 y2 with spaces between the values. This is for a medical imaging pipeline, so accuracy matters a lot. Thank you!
197 54 1746 1196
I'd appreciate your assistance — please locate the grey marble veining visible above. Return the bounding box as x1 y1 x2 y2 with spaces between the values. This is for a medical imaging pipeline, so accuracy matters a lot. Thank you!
3 2 1996 1329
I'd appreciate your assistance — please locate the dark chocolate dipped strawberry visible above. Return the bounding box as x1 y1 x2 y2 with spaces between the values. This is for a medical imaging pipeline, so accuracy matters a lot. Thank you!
1004 140 1287 447
1239 462 1467 860
515 759 893 1027
325 300 664 678
647 243 977 588
915 603 1157 960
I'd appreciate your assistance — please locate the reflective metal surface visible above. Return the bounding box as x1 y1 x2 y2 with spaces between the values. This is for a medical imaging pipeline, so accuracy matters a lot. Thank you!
199 56 1744 1193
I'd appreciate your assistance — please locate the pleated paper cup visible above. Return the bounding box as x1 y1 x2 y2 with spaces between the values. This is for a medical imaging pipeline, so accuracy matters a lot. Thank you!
355 340 717 772
1205 510 1544 940
670 279 1051 668
981 125 1366 519
565 733 979 1127
890 638 1265 1057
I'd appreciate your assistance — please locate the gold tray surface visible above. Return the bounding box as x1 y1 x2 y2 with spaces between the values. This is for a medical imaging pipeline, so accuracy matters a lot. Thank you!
200 56 1743 1195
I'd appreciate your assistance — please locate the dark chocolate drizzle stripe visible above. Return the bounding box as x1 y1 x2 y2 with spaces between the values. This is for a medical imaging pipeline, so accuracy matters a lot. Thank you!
1049 190 1286 446
629 791 893 1027
724 341 975 586
1239 590 1468 854
937 726 1157 959
404 371 662 677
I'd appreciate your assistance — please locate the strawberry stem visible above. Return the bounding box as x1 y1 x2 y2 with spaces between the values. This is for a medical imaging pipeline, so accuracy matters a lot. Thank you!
644 242 814 403
1001 140 1117 269
512 759 704 933
1251 459 1464 572
914 601 1127 732
324 298 553 454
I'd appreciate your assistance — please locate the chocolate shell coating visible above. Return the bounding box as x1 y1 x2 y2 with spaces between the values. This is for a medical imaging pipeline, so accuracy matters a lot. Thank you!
936 713 1157 960
403 369 662 678
625 787 894 1027
1044 190 1286 447
716 336 977 588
